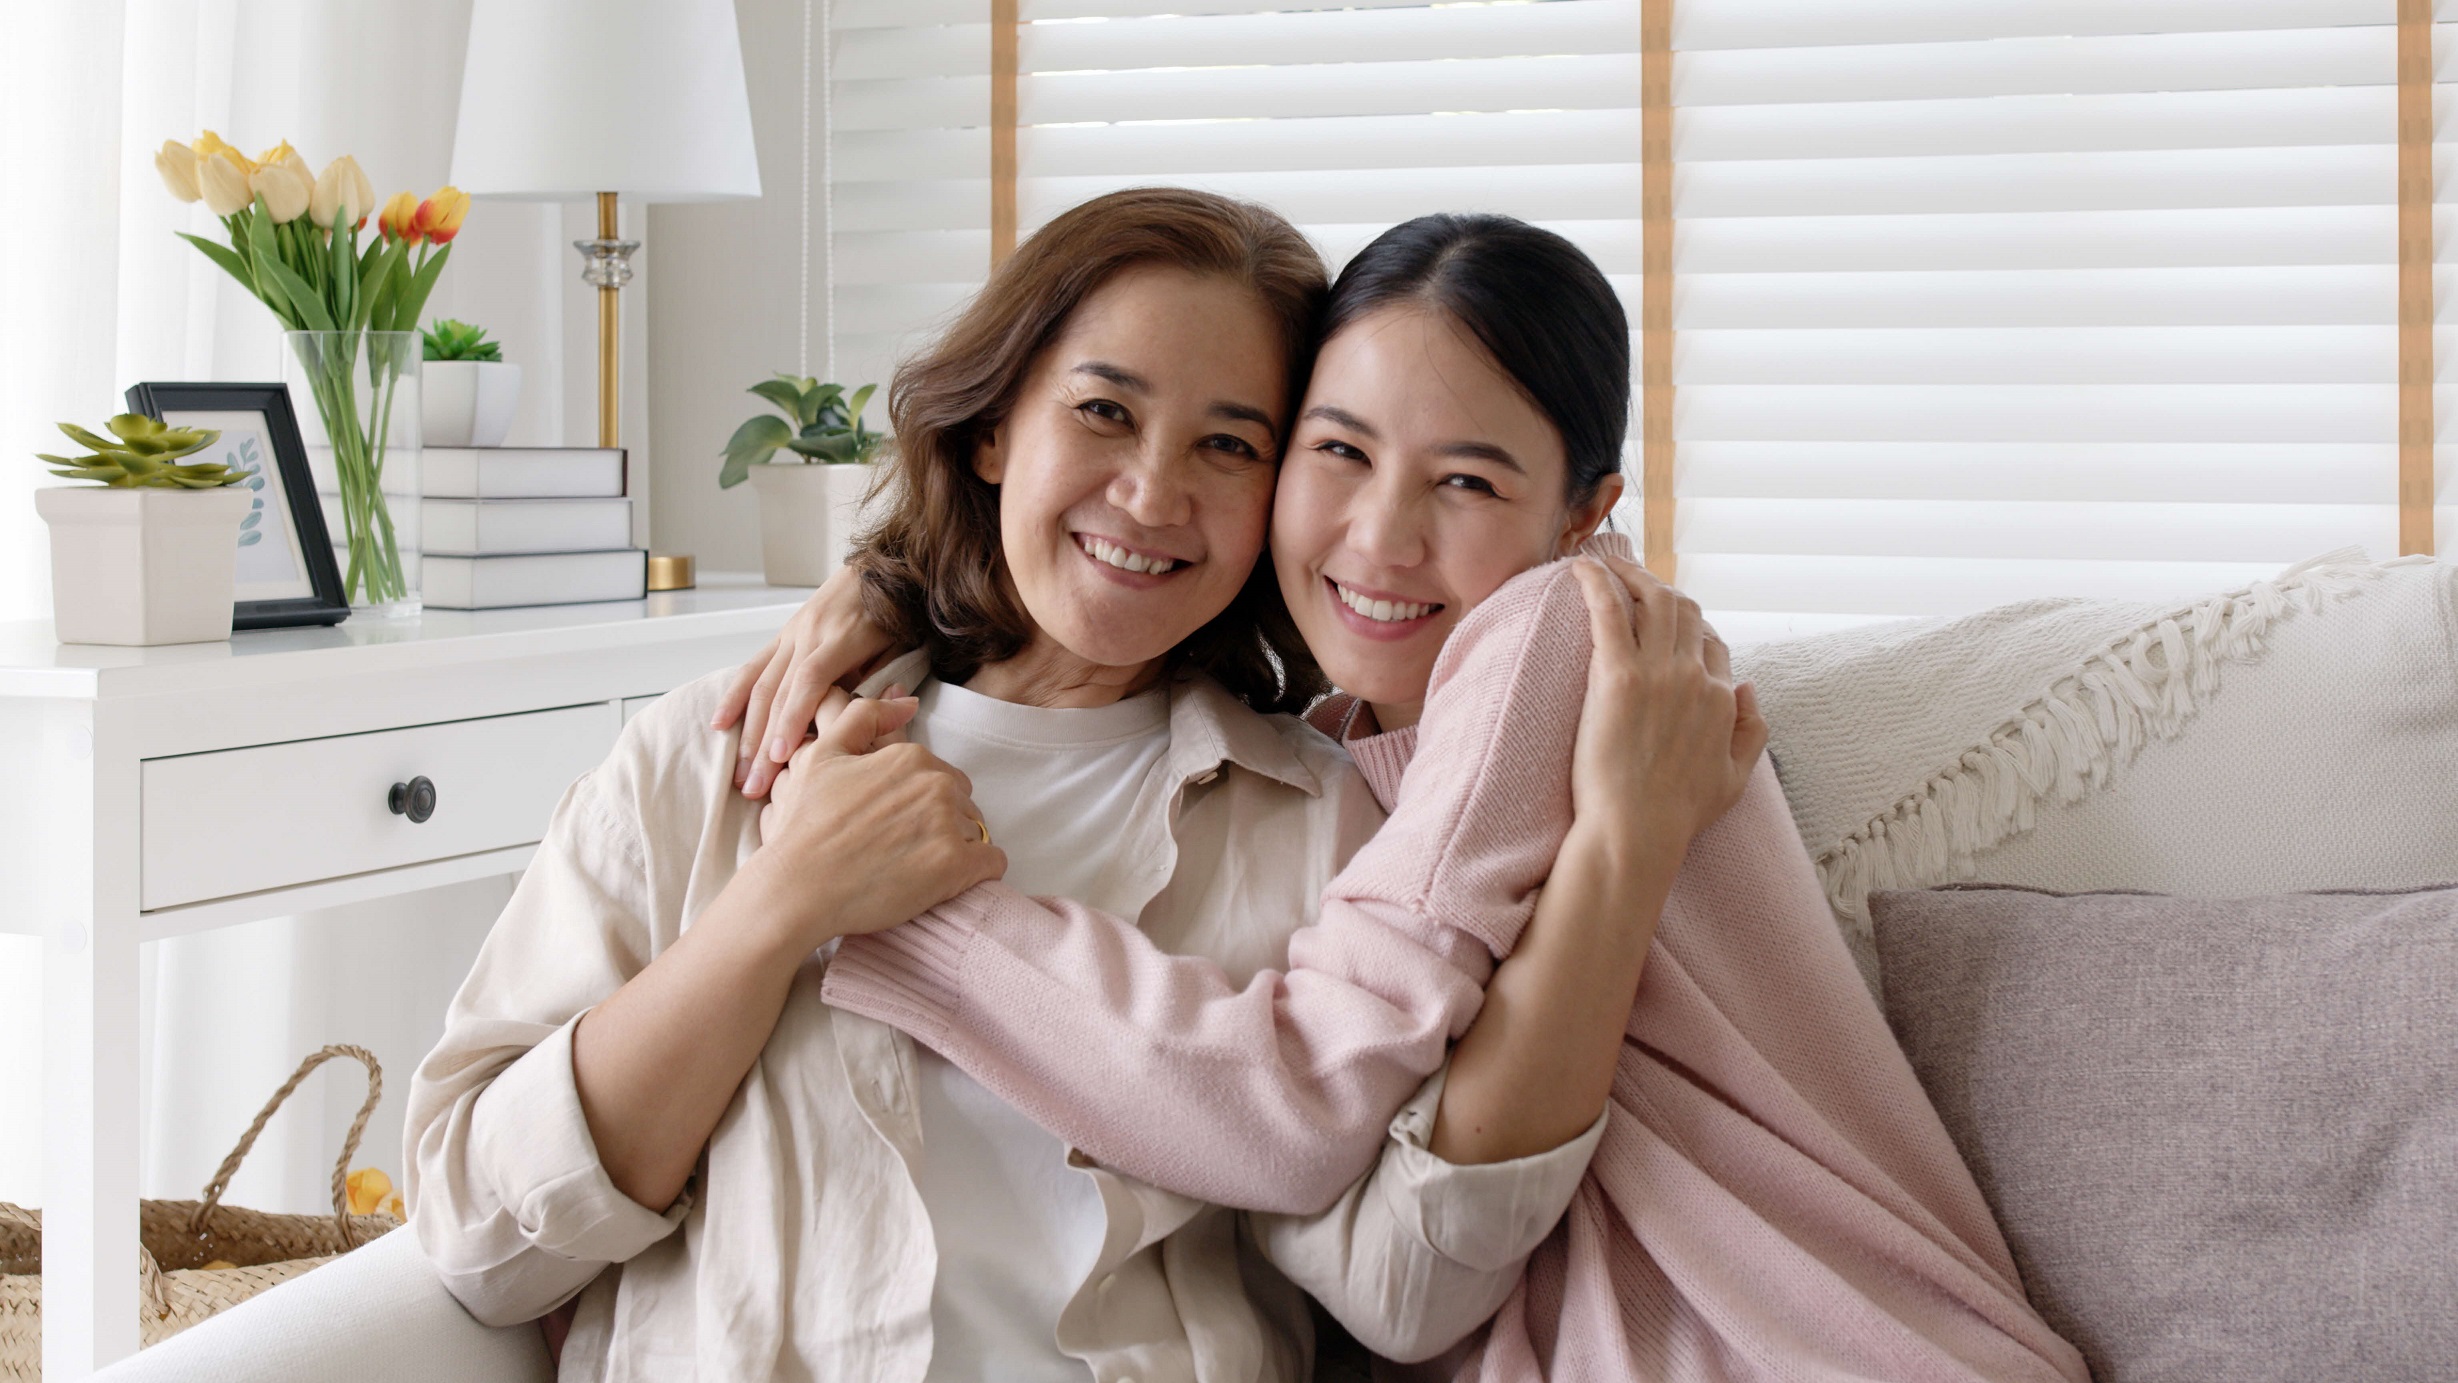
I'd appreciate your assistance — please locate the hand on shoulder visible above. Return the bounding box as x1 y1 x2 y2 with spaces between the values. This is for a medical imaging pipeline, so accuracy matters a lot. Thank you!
750 686 1008 949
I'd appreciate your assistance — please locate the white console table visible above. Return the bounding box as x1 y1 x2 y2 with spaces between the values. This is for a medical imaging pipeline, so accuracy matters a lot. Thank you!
0 578 809 1378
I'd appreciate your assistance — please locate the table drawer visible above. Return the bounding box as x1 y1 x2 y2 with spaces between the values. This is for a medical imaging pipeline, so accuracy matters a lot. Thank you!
141 702 620 910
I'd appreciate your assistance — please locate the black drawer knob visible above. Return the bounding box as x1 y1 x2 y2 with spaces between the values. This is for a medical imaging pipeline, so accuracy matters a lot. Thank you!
388 776 437 823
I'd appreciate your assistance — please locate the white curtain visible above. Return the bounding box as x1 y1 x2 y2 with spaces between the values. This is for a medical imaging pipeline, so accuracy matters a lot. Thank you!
0 0 630 1214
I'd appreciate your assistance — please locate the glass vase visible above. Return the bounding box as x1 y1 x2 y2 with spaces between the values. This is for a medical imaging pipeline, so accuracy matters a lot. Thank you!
284 330 421 617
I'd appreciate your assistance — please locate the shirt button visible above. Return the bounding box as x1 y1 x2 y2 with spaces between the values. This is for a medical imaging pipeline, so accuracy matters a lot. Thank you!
1194 770 1218 785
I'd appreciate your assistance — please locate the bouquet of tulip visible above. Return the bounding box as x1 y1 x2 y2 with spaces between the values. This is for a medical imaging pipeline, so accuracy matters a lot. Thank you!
156 132 469 610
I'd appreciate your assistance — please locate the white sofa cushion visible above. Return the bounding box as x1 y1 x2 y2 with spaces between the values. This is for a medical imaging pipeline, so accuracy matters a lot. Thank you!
91 1226 551 1383
1734 550 2458 988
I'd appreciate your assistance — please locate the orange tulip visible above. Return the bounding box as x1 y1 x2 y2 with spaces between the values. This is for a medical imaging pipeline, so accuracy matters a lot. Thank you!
411 186 470 246
379 190 422 245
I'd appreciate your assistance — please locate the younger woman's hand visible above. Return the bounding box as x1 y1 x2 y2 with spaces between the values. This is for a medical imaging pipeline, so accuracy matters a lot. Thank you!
753 687 1006 948
1569 555 1767 856
713 564 897 798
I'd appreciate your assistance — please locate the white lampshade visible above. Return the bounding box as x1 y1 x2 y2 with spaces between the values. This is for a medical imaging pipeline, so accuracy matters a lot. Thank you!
450 0 761 202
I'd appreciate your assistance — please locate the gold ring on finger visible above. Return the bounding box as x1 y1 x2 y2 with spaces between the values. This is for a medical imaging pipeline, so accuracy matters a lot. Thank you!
972 818 992 847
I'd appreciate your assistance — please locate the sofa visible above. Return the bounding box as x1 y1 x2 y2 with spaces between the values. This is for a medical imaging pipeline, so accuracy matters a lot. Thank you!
91 549 2458 1382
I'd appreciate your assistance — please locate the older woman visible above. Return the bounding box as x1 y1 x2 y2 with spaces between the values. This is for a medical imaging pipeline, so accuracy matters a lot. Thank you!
403 190 1599 1382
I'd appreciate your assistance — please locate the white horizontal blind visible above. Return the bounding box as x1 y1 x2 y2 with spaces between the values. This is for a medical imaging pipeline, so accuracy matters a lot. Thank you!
830 0 993 396
828 0 1652 470
1012 0 1644 288
831 2 2442 644
1675 0 2431 642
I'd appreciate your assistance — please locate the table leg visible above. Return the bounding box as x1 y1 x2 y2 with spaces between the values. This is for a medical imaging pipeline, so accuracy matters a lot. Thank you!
43 906 141 1377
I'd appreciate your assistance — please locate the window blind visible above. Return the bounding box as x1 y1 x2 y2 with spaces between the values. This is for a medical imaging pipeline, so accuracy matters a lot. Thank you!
1671 0 2434 641
826 0 1652 493
828 0 2443 645
829 0 994 397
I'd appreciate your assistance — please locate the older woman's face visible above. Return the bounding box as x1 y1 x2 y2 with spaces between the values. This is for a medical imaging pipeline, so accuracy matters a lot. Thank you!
975 264 1286 676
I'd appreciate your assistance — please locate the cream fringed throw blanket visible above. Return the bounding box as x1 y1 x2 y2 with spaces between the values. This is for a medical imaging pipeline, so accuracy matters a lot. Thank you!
824 549 2088 1381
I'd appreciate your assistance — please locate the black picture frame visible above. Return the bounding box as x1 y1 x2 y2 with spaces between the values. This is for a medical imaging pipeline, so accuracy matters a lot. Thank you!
126 381 351 630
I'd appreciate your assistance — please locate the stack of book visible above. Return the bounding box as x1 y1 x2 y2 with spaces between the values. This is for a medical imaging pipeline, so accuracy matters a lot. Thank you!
417 447 646 609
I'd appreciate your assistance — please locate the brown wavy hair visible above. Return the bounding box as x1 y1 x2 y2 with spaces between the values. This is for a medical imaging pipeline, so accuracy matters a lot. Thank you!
849 187 1330 713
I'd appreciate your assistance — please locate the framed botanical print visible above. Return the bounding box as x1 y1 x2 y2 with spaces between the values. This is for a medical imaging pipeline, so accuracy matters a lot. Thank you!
125 381 350 629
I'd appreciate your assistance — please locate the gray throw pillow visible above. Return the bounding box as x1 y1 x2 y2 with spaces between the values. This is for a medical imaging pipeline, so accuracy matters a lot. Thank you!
1871 884 2458 1383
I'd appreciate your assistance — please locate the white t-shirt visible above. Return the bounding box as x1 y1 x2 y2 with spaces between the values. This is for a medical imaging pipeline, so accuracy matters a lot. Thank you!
900 677 1175 1383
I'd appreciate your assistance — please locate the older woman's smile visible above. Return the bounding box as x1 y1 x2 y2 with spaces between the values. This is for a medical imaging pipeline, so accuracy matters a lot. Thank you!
1075 532 1188 579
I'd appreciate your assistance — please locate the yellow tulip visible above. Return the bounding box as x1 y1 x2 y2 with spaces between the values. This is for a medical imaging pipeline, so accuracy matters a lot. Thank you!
154 139 200 203
411 185 470 245
345 1166 393 1217
386 1195 406 1221
310 155 374 230
198 150 254 216
379 189 423 245
251 161 313 223
193 130 255 176
254 140 299 173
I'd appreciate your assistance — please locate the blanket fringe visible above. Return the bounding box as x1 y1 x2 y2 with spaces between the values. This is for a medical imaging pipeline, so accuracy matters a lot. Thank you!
1815 549 2430 947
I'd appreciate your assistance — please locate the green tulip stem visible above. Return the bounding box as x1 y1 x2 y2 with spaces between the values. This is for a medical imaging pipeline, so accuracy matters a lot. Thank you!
292 330 411 607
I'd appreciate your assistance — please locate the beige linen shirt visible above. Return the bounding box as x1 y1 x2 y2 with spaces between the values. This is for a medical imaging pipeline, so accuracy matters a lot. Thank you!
405 655 1602 1382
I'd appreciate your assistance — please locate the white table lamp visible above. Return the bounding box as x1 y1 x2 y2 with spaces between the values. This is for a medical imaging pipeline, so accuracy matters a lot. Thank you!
450 0 761 448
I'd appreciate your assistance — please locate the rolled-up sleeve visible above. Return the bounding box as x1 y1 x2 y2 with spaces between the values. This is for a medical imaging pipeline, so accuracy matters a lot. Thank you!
403 746 694 1326
1252 1067 1603 1363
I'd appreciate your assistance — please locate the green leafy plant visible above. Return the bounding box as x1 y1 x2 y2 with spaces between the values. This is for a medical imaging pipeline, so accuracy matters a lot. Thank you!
422 318 503 362
37 414 242 489
720 374 883 488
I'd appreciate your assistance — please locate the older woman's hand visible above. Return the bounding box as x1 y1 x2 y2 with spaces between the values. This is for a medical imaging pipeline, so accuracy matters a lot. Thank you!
756 687 1007 947
714 565 898 799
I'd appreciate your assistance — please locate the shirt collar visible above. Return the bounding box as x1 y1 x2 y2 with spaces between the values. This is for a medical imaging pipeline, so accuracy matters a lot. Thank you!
856 650 1321 797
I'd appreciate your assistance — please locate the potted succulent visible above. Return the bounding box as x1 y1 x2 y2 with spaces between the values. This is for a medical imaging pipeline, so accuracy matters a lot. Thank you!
721 374 885 585
33 415 252 645
421 318 521 448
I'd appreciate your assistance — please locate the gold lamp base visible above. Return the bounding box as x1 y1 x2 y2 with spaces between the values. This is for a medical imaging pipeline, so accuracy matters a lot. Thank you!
646 553 696 591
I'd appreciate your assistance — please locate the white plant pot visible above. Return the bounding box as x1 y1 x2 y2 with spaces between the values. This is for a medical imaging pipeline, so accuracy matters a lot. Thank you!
421 360 523 448
749 462 879 587
36 486 251 646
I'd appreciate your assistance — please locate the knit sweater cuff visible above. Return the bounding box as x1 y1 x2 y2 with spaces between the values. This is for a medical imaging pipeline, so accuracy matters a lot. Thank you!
818 900 985 1046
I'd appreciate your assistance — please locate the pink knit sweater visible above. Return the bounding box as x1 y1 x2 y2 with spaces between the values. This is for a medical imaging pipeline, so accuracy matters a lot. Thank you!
820 558 2086 1381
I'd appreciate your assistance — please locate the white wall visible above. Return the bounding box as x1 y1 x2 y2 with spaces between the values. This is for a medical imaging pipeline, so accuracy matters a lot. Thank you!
646 0 827 576
0 0 659 1214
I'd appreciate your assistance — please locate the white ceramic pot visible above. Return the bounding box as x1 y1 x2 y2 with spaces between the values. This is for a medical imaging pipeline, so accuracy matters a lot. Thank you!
35 486 251 645
421 360 523 448
748 462 879 587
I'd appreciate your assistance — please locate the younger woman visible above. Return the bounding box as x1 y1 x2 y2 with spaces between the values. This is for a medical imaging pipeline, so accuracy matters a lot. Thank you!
726 214 2087 1379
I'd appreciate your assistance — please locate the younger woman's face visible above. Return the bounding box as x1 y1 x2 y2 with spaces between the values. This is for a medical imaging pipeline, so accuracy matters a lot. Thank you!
1271 305 1620 727
976 264 1286 688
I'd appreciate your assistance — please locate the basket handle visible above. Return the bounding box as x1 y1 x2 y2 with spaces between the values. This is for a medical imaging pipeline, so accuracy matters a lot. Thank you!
189 1044 384 1250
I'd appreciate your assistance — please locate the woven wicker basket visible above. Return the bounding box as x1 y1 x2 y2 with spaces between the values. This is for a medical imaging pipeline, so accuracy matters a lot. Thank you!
0 1045 403 1379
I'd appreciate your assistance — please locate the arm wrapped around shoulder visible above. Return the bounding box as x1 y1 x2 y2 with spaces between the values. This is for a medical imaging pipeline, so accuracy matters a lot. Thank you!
1331 556 1596 961
824 558 1603 1214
